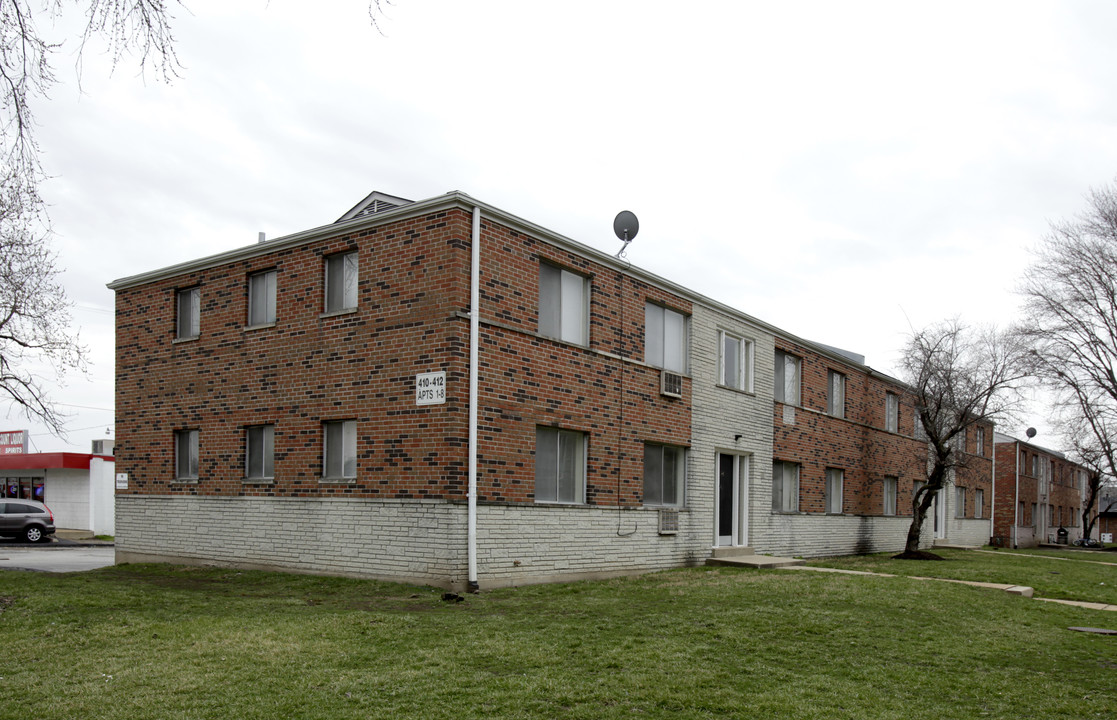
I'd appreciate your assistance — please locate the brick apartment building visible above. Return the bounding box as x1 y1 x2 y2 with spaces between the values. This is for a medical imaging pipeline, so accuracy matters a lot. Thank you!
993 433 1088 547
109 190 993 588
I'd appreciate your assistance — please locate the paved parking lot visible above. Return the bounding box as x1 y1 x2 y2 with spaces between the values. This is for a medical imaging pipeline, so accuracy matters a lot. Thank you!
0 544 114 573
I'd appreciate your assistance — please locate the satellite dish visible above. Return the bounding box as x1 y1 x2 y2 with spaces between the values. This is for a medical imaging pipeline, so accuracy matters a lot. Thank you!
614 211 639 242
1026 427 1037 439
613 211 638 259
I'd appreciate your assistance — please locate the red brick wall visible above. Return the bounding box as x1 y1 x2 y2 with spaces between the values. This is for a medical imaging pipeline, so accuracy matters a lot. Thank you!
772 339 993 519
115 208 691 507
773 339 927 516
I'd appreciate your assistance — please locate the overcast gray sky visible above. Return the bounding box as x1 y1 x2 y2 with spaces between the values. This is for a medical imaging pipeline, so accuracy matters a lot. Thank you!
7 0 1117 452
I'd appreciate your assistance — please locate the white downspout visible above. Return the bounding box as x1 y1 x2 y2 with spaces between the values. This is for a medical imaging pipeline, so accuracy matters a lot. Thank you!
1012 441 1020 548
989 430 996 543
467 207 481 592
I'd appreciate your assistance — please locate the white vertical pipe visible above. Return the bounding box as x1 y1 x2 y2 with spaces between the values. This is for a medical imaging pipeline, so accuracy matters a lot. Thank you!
989 427 996 543
467 207 481 591
1012 440 1020 548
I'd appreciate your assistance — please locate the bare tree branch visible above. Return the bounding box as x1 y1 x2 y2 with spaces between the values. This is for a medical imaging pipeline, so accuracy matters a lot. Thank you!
1019 179 1117 537
898 319 1028 556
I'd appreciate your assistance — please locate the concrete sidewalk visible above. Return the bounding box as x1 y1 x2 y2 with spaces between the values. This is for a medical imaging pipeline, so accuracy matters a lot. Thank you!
780 565 1117 612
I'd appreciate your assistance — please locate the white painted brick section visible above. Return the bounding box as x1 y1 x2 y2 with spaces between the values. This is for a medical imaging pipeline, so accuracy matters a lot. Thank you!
116 496 710 588
689 305 774 551
116 496 467 586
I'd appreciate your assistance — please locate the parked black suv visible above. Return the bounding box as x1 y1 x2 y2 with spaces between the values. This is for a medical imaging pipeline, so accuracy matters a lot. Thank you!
0 500 56 543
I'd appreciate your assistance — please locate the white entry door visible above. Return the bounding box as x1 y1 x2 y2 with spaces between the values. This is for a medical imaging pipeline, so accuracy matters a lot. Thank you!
934 491 946 539
716 453 749 547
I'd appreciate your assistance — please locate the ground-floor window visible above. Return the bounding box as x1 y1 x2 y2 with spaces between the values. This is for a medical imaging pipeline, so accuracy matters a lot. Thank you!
175 429 199 480
825 468 843 514
535 426 586 504
643 443 684 506
772 461 799 513
883 476 897 516
975 489 984 519
3 478 44 501
955 487 966 518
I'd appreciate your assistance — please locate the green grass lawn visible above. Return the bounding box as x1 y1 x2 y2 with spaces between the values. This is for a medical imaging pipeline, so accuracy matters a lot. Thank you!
805 547 1117 605
1 561 1114 719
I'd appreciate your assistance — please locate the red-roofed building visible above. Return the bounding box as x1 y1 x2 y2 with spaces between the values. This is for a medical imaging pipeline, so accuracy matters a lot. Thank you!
0 453 115 535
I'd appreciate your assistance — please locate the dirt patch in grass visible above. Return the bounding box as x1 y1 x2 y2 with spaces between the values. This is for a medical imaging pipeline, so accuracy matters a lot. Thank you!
891 550 946 560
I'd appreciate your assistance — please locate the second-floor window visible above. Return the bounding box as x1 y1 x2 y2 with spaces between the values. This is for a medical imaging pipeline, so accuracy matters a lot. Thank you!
325 251 358 313
885 393 899 433
827 370 845 418
974 426 985 457
176 287 200 340
774 350 800 405
718 331 753 392
538 263 587 345
247 270 277 327
645 303 687 373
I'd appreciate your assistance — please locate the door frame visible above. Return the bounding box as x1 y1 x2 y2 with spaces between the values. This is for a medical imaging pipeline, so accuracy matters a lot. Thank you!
715 451 750 547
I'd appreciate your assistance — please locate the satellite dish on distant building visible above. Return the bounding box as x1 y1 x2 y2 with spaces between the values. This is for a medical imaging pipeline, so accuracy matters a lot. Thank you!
1026 427 1037 439
613 211 638 258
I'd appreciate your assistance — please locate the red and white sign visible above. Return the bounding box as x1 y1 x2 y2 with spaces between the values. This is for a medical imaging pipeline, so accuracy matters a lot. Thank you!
0 430 28 454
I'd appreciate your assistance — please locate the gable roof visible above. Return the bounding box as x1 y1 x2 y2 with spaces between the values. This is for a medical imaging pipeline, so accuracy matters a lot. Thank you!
335 191 413 222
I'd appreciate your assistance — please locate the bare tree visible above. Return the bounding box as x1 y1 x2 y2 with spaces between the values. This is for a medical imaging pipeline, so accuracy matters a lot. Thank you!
898 320 1027 557
1018 180 1117 534
0 170 86 434
0 2 386 436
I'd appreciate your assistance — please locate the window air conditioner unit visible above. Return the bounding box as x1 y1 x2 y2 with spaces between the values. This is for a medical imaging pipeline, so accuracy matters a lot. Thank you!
661 370 683 398
658 508 679 535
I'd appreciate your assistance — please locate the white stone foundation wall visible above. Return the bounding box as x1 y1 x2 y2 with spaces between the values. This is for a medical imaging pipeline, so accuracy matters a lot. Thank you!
750 512 935 558
116 495 468 587
474 504 708 587
940 517 992 547
116 496 711 589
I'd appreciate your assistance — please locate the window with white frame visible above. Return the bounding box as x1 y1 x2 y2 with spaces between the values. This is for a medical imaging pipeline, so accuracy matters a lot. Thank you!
1018 500 1026 526
825 468 843 514
535 427 586 503
323 420 357 480
883 476 898 516
955 486 966 518
772 461 799 513
645 303 687 373
174 429 199 480
176 287 200 340
955 429 966 454
885 392 899 433
247 270 277 327
245 424 274 481
827 370 845 418
975 488 984 519
718 331 754 392
538 263 588 345
913 411 927 440
773 350 801 406
1031 502 1037 527
974 426 985 457
643 443 684 506
324 251 358 313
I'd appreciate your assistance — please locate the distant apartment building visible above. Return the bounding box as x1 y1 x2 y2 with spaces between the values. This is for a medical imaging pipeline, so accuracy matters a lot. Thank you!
993 433 1087 547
